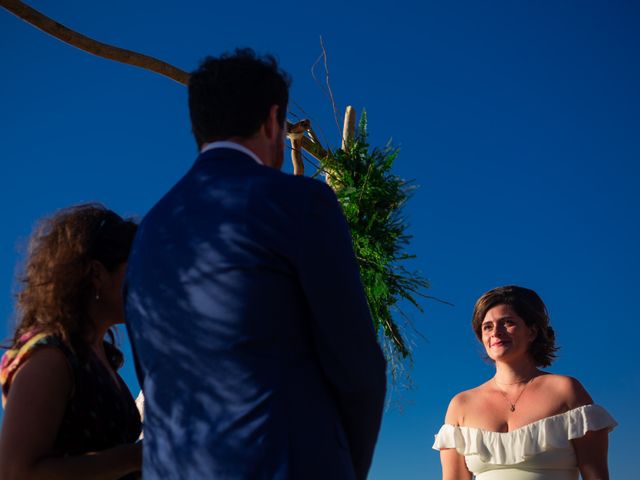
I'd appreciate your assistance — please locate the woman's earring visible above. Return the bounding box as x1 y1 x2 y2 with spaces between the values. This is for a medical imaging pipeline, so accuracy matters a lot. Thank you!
95 292 101 301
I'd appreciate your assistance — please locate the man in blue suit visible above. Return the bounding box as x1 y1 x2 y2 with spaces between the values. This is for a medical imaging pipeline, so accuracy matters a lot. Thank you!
125 49 386 479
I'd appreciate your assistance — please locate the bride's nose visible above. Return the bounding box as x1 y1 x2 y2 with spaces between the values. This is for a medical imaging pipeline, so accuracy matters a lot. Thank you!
493 323 507 336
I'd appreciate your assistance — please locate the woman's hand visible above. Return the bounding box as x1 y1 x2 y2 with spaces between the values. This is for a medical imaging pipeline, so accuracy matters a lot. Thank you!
100 442 142 473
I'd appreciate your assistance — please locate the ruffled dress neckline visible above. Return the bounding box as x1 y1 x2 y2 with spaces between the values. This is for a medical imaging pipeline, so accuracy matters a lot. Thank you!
433 404 617 479
452 404 611 435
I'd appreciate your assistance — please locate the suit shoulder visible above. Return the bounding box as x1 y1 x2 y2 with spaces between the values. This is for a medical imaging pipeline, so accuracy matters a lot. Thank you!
273 169 333 192
292 174 339 204
257 169 337 204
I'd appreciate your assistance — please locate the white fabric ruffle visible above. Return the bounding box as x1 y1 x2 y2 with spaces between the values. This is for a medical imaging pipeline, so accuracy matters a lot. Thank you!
432 404 616 465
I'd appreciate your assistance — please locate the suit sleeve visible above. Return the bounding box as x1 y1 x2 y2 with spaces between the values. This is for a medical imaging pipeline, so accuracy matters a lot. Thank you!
295 180 387 480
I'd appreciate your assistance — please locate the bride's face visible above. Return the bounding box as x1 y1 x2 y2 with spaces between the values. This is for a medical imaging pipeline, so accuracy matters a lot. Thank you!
481 304 537 362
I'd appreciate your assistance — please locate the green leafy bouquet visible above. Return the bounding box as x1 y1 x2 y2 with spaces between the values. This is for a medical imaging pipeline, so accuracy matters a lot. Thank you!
317 112 431 377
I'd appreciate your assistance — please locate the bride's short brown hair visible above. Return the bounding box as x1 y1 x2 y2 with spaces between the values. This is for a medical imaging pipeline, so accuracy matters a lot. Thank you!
472 285 559 367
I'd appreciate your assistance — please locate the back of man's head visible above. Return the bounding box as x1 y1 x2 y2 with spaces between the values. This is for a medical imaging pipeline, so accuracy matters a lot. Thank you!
188 48 291 150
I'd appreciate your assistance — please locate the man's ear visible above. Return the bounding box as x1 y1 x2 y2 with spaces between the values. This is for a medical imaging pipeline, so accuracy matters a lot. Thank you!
263 104 281 141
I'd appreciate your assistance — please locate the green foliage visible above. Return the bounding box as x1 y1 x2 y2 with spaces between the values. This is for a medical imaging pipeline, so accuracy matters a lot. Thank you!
317 111 430 368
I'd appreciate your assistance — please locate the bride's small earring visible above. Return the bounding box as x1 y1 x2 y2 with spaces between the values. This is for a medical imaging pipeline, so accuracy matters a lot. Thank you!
95 291 101 301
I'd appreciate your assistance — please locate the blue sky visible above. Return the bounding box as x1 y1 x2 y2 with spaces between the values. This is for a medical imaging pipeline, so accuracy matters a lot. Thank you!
1 1 638 478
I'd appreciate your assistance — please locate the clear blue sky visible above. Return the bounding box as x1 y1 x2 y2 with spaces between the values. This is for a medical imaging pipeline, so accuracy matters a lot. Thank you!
1 1 638 478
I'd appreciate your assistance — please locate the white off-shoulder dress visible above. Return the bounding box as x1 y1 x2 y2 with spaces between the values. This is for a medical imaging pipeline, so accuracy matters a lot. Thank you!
433 404 616 480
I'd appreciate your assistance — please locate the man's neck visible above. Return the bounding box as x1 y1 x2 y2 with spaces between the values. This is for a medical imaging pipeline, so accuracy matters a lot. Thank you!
201 139 265 166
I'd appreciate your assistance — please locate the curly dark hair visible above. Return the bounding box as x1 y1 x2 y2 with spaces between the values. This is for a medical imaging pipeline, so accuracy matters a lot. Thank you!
471 285 559 367
188 48 291 149
9 204 137 359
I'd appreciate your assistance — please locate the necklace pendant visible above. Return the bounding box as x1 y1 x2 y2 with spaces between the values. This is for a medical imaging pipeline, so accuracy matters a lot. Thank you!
510 405 516 412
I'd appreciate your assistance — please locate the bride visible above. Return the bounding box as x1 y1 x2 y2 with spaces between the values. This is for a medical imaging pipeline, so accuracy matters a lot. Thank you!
433 285 616 480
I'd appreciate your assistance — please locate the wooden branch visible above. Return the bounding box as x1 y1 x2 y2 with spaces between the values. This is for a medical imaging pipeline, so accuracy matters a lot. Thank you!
0 0 189 85
300 133 328 162
1 0 330 169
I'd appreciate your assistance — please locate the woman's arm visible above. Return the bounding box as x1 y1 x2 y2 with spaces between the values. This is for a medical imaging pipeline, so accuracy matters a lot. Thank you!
572 429 609 480
561 376 610 480
439 395 472 480
0 347 141 480
440 448 472 480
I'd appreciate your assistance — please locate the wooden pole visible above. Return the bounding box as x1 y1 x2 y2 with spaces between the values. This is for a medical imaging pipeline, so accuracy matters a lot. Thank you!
324 105 356 186
286 120 309 176
341 106 356 151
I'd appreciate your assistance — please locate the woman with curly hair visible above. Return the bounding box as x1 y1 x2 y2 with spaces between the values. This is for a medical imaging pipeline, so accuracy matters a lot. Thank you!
0 204 142 479
433 285 616 480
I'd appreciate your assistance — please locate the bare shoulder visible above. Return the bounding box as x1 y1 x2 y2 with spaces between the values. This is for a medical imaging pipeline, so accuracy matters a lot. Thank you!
444 384 486 425
9 346 72 398
537 373 593 409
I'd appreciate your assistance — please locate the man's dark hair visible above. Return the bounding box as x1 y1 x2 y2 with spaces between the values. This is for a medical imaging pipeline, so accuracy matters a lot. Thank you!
188 48 291 149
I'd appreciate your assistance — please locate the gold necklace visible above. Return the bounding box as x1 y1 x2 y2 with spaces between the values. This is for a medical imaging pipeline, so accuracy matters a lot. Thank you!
493 376 535 412
494 377 532 386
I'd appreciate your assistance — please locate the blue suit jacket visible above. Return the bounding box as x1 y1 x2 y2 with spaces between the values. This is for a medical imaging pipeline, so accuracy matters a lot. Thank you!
125 148 386 479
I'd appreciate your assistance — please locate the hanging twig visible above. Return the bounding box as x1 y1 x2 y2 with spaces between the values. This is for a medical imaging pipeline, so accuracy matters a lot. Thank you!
319 36 341 135
311 36 342 136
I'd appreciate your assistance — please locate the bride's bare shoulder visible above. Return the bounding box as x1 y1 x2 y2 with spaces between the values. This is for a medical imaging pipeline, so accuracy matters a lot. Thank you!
536 372 594 408
444 383 490 425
